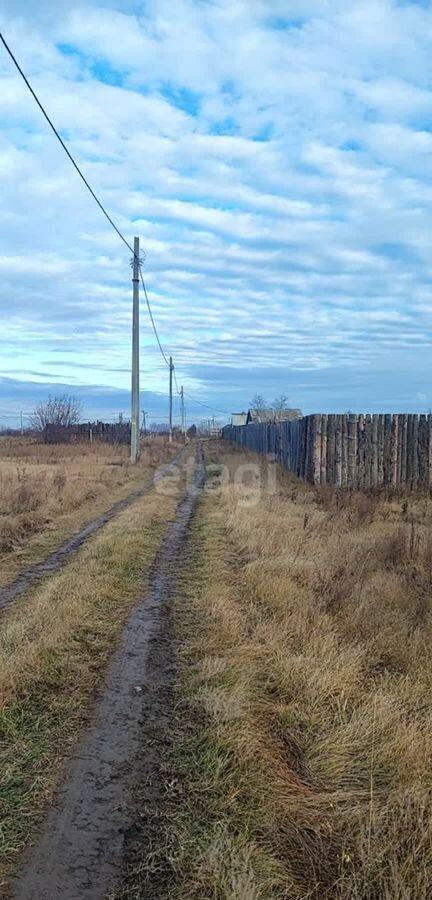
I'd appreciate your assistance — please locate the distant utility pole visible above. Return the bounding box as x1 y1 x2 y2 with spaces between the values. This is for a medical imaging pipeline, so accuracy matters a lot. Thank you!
20 411 23 436
169 356 174 443
141 409 147 433
130 236 140 463
180 386 185 435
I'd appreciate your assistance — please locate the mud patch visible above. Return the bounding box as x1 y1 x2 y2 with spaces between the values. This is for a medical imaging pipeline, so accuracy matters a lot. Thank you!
10 451 205 900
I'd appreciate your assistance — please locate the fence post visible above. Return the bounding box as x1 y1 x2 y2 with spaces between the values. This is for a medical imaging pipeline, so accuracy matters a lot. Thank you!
412 415 419 487
313 415 322 485
347 414 357 488
335 415 342 487
391 415 399 486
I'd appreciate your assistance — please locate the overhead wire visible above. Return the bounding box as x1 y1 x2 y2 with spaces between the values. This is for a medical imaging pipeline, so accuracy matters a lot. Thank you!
182 391 230 416
172 365 180 395
0 32 134 257
138 267 171 369
1 30 173 372
0 32 232 422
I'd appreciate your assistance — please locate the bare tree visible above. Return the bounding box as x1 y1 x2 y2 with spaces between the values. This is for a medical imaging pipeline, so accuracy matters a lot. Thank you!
31 394 83 431
250 394 267 411
273 394 289 411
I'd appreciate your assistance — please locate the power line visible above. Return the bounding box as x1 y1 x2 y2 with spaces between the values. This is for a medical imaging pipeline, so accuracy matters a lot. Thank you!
138 267 170 368
0 32 233 420
0 31 134 257
1 31 174 375
172 364 228 417
172 364 180 394
182 391 230 416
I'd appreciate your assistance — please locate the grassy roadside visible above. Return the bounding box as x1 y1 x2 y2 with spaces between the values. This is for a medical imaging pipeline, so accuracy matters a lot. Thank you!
0 437 180 589
126 443 432 900
0 470 183 894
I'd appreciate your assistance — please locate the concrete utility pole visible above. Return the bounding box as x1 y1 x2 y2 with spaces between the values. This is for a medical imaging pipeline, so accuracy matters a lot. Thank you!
169 356 173 443
130 236 140 463
180 386 185 435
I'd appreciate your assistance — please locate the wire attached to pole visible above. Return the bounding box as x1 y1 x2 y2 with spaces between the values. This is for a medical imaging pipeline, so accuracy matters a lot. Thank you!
0 31 134 257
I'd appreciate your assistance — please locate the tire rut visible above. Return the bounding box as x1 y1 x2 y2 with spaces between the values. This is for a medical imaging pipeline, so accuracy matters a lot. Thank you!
0 453 183 614
10 448 205 900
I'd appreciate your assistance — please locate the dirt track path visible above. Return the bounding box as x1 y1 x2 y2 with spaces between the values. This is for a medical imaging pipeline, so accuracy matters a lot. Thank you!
10 448 205 900
0 453 182 613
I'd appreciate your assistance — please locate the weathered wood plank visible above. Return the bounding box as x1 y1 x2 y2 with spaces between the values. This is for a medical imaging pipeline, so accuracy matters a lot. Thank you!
377 414 385 485
347 414 357 488
397 414 403 485
327 416 336 485
406 415 414 487
412 415 419 487
335 414 342 487
372 414 379 487
401 414 408 486
365 414 373 488
341 415 348 488
391 414 399 486
383 414 392 485
418 414 428 486
312 415 322 485
358 414 366 489
428 414 432 488
320 414 328 485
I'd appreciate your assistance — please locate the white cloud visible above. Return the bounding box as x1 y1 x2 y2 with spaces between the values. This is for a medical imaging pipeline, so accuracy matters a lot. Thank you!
1 0 432 417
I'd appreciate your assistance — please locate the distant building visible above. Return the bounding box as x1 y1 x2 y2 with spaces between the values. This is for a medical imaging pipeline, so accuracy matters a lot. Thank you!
231 412 248 426
246 407 302 425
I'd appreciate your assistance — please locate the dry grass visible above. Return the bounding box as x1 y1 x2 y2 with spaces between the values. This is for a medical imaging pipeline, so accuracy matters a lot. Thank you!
0 466 183 892
0 435 178 586
168 444 432 900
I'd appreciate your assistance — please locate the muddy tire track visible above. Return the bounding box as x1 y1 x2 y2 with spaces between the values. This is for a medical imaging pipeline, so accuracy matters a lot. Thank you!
10 448 205 900
0 453 183 613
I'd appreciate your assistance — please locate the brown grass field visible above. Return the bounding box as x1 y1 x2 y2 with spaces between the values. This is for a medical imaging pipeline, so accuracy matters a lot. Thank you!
0 435 177 587
3 437 432 898
162 442 432 900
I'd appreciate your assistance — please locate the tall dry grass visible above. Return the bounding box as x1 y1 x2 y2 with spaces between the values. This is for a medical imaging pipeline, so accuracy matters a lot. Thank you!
171 445 432 900
0 435 174 558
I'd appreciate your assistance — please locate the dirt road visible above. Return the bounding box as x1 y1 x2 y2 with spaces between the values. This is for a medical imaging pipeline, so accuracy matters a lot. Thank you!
10 449 205 900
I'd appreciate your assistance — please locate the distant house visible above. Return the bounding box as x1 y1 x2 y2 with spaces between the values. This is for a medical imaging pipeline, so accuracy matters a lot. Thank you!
246 407 302 425
231 412 248 426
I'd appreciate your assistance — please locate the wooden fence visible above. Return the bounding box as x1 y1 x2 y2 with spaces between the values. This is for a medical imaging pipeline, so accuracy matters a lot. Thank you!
43 422 131 444
223 414 432 489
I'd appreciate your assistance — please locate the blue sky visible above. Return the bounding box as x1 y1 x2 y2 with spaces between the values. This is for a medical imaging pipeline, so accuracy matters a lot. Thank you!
1 0 432 427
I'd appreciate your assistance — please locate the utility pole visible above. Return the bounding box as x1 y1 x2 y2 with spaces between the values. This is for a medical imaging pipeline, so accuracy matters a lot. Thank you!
169 356 173 443
20 411 24 437
180 386 185 436
141 410 147 433
130 236 140 463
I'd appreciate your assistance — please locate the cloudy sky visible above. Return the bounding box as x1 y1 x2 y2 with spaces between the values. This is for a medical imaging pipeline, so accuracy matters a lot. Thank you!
1 0 432 426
